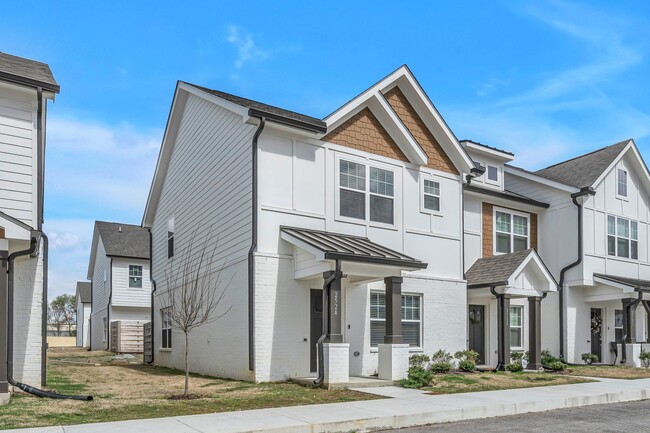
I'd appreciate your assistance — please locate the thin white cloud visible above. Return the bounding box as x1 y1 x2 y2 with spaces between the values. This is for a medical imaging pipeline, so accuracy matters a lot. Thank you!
226 25 271 69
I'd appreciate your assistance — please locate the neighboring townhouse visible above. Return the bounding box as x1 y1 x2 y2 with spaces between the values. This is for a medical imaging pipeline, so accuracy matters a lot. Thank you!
461 140 557 370
87 221 151 352
0 52 59 402
505 139 650 366
143 65 482 385
75 281 91 348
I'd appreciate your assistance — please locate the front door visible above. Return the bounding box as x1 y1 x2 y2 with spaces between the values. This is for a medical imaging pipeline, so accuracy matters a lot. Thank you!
468 305 485 365
591 308 603 361
310 289 323 373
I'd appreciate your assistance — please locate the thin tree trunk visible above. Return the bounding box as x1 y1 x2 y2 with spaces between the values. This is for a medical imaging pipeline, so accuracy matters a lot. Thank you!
184 333 189 396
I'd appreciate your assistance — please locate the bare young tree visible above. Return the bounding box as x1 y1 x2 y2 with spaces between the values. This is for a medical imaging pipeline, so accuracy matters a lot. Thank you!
165 229 233 397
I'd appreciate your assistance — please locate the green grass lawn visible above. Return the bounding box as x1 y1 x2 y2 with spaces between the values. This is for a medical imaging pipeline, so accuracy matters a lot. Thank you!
0 348 380 430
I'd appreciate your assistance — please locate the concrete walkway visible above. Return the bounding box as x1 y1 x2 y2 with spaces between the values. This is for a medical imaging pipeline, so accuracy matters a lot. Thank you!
10 378 650 433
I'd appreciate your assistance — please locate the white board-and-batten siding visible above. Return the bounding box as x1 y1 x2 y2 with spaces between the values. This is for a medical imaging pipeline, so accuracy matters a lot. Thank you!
0 84 38 228
150 93 255 380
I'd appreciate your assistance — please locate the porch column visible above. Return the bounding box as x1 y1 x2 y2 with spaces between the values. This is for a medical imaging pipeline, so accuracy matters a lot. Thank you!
527 296 542 370
496 294 511 369
384 276 403 344
0 247 8 395
622 298 637 344
323 270 343 343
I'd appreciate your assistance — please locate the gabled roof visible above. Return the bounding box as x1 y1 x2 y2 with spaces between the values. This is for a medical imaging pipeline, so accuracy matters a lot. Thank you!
534 140 630 188
0 52 59 93
280 226 427 269
95 221 150 259
76 282 91 304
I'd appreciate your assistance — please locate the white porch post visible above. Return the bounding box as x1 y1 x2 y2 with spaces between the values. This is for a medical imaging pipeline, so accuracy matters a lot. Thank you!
378 276 409 381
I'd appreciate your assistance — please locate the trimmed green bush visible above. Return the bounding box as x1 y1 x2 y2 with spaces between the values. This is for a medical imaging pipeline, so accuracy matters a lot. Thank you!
506 363 523 372
409 354 430 368
400 366 434 388
639 350 650 368
541 349 562 366
431 349 453 364
430 361 453 374
458 359 477 372
581 353 599 365
547 360 567 371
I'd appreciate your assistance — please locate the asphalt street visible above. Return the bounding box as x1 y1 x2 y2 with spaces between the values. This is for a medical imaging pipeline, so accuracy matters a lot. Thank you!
381 399 650 432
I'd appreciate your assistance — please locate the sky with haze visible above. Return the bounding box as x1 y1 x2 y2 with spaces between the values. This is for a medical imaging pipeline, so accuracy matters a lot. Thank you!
2 1 650 298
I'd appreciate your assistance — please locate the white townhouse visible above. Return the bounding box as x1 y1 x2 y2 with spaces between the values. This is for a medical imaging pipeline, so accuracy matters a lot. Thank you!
143 66 484 386
0 52 59 403
75 281 91 348
87 221 151 352
505 139 650 366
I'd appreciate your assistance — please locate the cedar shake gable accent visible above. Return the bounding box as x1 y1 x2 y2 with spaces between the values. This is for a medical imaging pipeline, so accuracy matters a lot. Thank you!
384 87 459 175
323 107 409 162
482 202 538 257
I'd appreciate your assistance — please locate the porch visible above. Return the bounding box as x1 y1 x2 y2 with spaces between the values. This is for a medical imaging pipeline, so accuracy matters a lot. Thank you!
280 226 428 388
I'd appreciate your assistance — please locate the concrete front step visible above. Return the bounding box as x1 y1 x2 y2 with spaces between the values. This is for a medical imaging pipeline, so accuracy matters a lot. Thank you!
291 375 396 390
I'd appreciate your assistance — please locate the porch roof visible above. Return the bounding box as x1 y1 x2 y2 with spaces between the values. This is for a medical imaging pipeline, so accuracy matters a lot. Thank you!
465 248 557 292
280 226 427 269
593 274 650 292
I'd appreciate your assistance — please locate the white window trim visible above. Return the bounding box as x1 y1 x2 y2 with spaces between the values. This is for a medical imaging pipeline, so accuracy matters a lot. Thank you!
420 174 442 216
128 265 143 289
161 307 173 350
493 207 530 255
369 291 422 350
607 214 638 260
335 154 398 229
102 317 108 343
509 305 524 350
614 309 624 343
616 168 629 201
167 217 175 260
485 164 500 186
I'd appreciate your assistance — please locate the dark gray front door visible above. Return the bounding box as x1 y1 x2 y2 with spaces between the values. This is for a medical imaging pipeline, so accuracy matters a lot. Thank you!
469 304 485 365
310 289 323 373
591 308 603 361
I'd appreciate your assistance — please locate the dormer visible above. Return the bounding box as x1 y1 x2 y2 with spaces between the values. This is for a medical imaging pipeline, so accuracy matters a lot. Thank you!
461 140 514 191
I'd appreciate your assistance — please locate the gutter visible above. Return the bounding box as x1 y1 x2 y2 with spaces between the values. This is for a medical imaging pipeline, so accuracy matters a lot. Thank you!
558 186 595 360
106 258 113 351
147 229 157 364
247 116 266 372
40 232 48 387
36 87 44 232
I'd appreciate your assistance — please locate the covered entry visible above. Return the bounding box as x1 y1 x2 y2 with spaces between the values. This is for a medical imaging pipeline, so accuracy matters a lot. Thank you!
465 249 556 370
280 226 427 387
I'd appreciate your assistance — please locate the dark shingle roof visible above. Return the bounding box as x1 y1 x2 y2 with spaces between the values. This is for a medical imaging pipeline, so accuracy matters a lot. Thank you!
534 140 630 188
281 226 427 269
465 249 534 288
96 221 150 259
461 139 514 156
594 274 650 290
183 82 327 133
0 52 59 93
76 282 91 303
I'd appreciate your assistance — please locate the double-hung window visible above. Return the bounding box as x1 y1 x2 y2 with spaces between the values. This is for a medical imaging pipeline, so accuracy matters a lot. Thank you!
339 159 394 225
161 308 172 349
167 218 175 259
607 215 638 259
128 265 143 288
615 309 624 343
509 306 523 348
617 169 628 198
369 292 421 348
495 209 529 254
423 179 440 212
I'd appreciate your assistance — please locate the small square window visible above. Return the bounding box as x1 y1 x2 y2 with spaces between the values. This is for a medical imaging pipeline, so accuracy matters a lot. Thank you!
487 165 499 182
423 179 440 212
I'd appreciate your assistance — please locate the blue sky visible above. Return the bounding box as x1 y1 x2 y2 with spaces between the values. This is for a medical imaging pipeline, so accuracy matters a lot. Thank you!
2 1 650 298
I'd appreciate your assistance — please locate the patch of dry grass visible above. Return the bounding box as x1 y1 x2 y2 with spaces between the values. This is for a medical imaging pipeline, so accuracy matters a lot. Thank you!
0 348 379 430
423 371 592 394
567 365 650 379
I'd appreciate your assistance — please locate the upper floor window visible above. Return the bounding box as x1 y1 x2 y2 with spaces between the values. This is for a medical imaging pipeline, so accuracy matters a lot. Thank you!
607 215 638 259
487 165 499 184
339 159 394 225
128 265 143 288
617 169 628 198
167 218 175 259
494 209 529 254
423 179 440 212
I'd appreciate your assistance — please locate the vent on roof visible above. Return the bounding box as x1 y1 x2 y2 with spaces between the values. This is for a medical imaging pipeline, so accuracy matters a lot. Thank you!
118 226 122 233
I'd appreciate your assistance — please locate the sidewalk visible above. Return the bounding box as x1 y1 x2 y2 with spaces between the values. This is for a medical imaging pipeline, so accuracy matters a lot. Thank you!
10 377 650 433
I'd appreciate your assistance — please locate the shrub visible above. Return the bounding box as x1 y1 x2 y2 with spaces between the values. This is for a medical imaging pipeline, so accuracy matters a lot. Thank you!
581 353 599 365
454 350 479 363
510 351 525 363
431 349 453 364
458 359 477 372
541 349 562 366
409 354 431 369
547 361 567 371
430 361 453 374
400 366 434 389
639 350 650 368
506 363 523 372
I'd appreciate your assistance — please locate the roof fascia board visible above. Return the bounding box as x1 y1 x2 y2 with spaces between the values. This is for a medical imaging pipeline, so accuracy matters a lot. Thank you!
142 84 189 227
591 140 633 188
280 231 326 261
0 71 60 94
510 251 557 292
87 226 100 280
0 213 31 241
464 142 515 162
504 165 579 193
591 141 650 194
180 82 250 122
593 275 636 293
464 185 550 209
463 188 548 213
258 116 325 139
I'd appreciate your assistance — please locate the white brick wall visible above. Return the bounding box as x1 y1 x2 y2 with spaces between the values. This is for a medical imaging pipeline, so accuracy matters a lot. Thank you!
12 252 43 385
